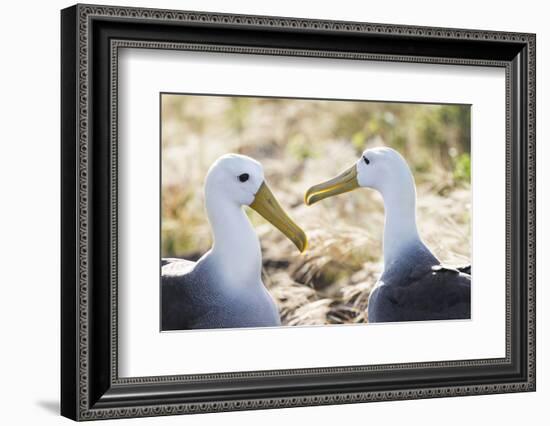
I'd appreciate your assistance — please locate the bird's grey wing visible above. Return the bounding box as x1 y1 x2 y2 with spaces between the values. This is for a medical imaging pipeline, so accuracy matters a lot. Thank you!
396 268 471 321
161 258 204 331
161 257 282 330
368 267 471 322
456 265 471 275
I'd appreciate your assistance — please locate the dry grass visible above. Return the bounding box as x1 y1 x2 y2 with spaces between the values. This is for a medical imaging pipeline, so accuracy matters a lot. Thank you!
161 94 471 326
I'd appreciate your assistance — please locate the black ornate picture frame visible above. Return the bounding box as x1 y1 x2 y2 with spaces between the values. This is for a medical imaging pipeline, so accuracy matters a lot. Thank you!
61 3 536 421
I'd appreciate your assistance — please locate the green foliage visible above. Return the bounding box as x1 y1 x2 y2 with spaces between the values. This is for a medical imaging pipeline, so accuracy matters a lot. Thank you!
161 187 210 258
286 133 317 160
350 130 367 152
225 97 250 134
416 105 471 168
453 153 471 183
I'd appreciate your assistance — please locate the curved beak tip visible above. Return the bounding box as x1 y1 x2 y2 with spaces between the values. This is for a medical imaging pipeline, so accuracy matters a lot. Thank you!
250 182 309 255
303 165 359 207
297 233 309 253
304 187 322 206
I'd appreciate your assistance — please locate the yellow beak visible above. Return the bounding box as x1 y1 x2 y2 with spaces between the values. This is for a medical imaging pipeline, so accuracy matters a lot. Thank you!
304 164 359 206
250 182 308 253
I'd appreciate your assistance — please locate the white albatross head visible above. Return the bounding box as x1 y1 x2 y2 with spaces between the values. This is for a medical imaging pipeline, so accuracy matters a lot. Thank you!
304 147 415 204
304 147 424 266
205 154 265 207
204 154 308 253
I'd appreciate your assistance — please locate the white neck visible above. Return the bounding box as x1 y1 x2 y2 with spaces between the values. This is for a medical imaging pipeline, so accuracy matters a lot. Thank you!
204 193 262 288
378 175 423 267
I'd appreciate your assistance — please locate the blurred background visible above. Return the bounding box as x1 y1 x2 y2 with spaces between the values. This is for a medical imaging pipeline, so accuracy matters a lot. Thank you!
161 94 471 326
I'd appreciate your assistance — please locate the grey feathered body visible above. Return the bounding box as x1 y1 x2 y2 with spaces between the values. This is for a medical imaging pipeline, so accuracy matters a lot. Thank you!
367 241 471 323
161 256 281 331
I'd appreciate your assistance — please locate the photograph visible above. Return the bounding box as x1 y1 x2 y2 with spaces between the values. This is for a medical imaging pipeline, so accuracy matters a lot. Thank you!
160 94 472 331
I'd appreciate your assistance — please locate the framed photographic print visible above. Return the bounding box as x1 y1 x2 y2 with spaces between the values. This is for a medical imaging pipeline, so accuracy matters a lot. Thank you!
61 3 536 421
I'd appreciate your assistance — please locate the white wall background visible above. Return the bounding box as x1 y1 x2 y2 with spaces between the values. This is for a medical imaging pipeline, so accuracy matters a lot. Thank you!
0 0 546 424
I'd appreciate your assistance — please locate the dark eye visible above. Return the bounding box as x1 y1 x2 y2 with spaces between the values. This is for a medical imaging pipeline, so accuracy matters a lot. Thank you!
363 155 370 165
238 173 249 182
